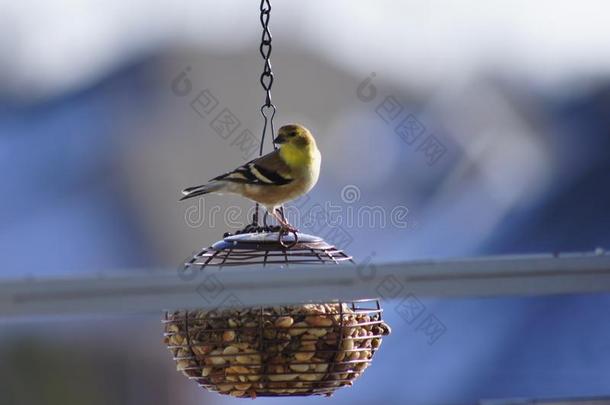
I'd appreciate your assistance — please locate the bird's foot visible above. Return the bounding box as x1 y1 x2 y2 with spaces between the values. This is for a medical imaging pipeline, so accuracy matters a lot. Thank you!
270 208 299 234
280 223 299 234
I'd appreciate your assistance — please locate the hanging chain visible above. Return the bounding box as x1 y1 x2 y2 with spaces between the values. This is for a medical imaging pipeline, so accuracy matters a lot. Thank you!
258 0 277 154
252 0 277 227
259 0 276 140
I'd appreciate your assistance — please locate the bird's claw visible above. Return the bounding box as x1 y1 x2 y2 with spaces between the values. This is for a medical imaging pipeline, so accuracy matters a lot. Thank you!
280 224 299 234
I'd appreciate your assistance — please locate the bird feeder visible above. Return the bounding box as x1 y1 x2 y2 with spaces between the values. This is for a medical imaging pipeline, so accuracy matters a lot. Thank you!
164 0 390 398
163 232 390 398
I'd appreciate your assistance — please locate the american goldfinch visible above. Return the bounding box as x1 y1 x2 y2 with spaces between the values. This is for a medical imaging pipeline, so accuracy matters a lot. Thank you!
180 124 321 231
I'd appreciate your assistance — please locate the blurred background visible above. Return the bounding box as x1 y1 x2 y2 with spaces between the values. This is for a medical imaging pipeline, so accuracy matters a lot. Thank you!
1 0 610 404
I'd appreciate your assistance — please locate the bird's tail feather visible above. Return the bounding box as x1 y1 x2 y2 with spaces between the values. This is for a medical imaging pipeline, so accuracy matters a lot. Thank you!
180 181 224 201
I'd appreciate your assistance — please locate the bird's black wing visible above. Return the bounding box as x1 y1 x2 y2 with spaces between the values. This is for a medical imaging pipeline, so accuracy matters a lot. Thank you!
211 150 293 186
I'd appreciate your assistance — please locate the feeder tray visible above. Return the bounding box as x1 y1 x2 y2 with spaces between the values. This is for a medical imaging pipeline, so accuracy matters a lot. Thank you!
163 231 391 398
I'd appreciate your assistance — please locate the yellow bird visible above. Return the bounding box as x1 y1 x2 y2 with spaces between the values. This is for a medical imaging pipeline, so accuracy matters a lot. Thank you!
180 124 321 231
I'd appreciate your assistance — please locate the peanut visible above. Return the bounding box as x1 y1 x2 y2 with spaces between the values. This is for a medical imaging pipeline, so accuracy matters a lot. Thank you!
222 330 236 342
305 315 333 327
289 364 309 372
294 351 315 362
274 316 294 328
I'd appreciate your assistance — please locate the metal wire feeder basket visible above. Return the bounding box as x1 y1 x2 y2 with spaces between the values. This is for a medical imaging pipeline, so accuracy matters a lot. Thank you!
163 230 391 398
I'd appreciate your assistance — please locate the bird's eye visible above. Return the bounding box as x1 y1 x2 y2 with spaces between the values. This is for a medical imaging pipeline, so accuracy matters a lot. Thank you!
289 132 297 137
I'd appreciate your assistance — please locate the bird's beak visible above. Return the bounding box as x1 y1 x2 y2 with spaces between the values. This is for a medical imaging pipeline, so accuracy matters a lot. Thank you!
273 134 287 144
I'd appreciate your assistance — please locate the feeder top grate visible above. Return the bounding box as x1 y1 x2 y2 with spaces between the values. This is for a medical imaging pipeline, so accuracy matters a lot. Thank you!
185 231 353 269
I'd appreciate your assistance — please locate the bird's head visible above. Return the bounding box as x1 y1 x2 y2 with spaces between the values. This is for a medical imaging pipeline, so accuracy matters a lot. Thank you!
274 124 316 150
